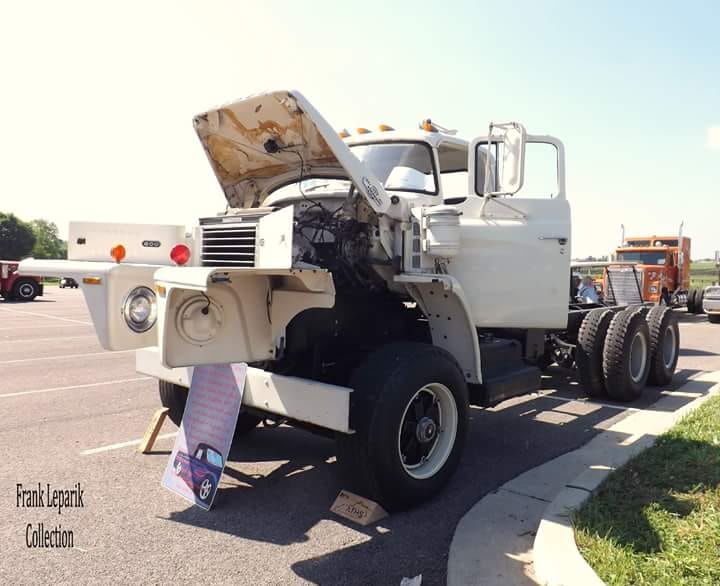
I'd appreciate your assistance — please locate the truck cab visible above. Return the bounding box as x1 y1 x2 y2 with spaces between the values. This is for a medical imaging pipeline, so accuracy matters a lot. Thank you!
0 260 43 301
608 235 691 305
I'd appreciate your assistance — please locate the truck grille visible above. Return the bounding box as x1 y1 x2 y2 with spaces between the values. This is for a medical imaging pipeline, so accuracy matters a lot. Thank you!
199 213 266 267
606 267 643 305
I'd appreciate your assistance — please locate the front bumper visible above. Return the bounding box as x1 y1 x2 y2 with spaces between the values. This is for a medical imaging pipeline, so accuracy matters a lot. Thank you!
135 346 352 433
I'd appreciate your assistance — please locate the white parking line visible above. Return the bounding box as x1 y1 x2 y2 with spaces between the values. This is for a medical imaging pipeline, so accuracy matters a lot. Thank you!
0 350 132 365
81 432 177 455
0 376 152 398
0 335 97 344
0 323 92 331
0 306 92 325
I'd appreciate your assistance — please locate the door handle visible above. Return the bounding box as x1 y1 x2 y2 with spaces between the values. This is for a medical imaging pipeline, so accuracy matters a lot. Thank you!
538 236 568 245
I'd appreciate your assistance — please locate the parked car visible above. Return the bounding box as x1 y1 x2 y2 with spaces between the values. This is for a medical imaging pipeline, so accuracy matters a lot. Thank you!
173 442 223 503
59 277 79 289
702 285 720 324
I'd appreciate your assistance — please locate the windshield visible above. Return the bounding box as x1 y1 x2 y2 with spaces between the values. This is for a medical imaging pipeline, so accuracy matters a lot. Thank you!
350 142 437 194
617 251 667 265
267 142 438 200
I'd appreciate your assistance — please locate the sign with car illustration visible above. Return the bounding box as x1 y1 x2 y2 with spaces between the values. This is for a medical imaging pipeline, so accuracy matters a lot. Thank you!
162 363 246 510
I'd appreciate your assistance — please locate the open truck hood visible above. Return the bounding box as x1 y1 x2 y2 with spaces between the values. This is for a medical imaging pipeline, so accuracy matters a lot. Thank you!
194 90 392 214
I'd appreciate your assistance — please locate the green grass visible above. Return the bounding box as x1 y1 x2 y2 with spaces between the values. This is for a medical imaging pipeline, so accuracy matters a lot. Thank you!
691 262 719 288
574 396 720 585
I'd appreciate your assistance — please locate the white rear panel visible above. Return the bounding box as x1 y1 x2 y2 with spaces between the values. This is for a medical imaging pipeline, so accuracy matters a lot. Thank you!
69 222 187 264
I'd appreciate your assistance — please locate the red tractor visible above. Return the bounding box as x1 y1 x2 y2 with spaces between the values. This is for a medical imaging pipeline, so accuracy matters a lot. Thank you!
0 260 44 301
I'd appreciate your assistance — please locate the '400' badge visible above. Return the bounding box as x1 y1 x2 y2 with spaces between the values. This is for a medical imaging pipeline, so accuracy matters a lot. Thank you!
142 240 161 248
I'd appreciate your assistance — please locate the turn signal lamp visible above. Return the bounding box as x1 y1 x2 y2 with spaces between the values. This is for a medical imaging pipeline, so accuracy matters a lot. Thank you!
421 119 437 132
378 124 394 132
338 129 350 138
170 244 191 266
356 127 371 134
110 244 126 263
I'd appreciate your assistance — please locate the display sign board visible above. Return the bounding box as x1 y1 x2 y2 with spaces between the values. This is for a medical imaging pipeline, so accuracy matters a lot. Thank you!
162 363 246 510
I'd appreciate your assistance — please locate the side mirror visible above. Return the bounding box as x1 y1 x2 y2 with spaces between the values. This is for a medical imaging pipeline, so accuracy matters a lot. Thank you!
496 122 526 195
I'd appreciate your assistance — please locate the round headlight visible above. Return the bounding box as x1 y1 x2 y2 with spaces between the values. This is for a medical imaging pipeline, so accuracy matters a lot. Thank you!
122 286 157 332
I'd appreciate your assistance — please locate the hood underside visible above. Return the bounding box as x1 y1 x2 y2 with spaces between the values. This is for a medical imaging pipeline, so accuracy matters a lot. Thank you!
194 90 390 214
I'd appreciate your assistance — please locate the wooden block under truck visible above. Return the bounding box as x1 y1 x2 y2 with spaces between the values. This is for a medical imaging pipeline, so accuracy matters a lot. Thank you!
20 91 681 510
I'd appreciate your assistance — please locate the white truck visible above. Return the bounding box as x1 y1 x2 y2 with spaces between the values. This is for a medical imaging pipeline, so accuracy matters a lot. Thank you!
20 90 680 510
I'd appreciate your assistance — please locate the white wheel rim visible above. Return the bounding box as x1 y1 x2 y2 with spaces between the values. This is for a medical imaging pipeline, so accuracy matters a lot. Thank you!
19 284 33 297
199 479 212 500
662 325 677 369
630 331 648 383
397 383 458 480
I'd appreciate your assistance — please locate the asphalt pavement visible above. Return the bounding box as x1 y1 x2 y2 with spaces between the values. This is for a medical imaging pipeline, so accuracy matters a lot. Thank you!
1 289 718 585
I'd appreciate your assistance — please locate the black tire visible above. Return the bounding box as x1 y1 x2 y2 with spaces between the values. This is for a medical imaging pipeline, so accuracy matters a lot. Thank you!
158 381 261 439
603 308 651 402
336 342 469 512
645 306 680 386
576 308 614 398
11 278 39 301
695 289 705 314
709 314 720 324
687 288 697 313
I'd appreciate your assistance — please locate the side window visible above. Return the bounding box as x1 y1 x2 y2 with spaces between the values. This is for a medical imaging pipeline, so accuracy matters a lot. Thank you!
438 142 469 198
474 140 558 198
516 142 559 198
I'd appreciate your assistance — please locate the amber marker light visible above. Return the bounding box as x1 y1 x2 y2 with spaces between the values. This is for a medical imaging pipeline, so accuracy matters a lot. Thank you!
356 127 371 134
378 124 395 132
110 244 126 263
82 277 102 285
154 284 167 297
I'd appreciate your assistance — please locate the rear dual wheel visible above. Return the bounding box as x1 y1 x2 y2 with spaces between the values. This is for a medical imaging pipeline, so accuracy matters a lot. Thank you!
688 288 706 314
576 306 679 401
603 308 651 401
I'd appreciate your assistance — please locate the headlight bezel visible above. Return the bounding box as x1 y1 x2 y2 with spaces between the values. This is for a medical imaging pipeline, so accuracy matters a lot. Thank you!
122 286 157 333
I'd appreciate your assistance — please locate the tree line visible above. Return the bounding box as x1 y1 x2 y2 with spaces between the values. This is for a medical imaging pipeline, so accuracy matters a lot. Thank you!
0 212 67 260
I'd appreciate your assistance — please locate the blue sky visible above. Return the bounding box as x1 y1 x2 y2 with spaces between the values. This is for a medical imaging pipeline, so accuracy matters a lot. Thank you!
1 0 718 257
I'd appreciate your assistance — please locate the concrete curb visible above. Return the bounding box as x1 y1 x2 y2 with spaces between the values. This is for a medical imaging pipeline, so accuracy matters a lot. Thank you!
446 371 720 586
533 370 720 586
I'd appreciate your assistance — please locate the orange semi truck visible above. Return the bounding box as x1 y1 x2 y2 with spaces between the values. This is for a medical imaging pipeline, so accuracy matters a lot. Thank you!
604 230 693 308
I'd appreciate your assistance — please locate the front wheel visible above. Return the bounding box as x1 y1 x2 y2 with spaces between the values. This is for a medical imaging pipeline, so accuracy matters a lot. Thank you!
336 343 469 512
196 476 216 503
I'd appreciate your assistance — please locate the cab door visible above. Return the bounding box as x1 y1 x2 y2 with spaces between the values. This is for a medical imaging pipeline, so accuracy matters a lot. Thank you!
449 135 571 329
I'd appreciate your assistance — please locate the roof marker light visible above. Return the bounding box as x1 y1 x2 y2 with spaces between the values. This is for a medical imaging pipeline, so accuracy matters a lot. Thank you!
356 127 371 134
338 129 350 138
421 119 436 132
378 124 395 132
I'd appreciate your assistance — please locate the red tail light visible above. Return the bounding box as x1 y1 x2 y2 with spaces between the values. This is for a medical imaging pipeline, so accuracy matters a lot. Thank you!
170 244 191 266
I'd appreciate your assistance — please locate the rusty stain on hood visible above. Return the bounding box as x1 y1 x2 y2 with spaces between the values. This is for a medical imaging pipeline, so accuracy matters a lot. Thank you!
194 91 342 208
